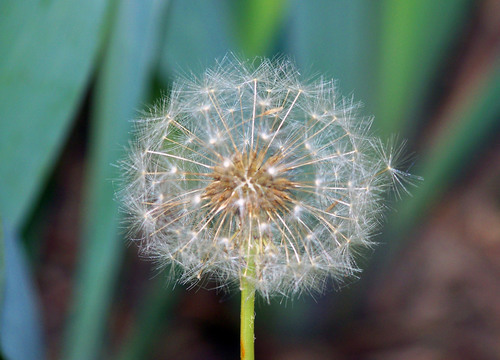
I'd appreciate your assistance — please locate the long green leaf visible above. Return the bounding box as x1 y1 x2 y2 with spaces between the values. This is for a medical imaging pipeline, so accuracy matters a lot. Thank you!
286 0 377 111
235 0 290 57
0 223 44 360
389 63 500 245
159 0 235 79
62 1 168 359
347 63 500 312
0 0 111 229
376 0 471 136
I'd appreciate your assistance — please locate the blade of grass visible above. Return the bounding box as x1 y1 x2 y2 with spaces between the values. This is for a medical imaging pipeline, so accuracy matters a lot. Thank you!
376 0 471 136
159 0 234 79
234 0 290 57
344 62 500 316
388 63 500 247
62 1 168 359
0 223 44 360
0 0 111 229
286 0 378 111
331 62 500 328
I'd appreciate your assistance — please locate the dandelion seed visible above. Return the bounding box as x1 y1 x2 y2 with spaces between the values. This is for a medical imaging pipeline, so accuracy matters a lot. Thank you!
122 54 417 297
120 54 419 360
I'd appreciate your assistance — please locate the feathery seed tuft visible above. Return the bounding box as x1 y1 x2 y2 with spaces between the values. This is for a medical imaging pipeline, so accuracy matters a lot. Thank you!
120 55 418 299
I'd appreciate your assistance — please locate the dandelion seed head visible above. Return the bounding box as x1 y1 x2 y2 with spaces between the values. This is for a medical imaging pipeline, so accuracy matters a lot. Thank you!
121 55 418 299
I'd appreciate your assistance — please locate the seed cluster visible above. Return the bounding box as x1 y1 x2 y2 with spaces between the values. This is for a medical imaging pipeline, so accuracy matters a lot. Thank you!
204 150 294 217
121 56 415 298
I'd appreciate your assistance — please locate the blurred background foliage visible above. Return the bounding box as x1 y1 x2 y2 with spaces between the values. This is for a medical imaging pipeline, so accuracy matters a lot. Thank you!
0 0 499 359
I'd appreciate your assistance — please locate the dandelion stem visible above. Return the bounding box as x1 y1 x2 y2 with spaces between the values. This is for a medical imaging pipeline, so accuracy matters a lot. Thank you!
240 255 255 360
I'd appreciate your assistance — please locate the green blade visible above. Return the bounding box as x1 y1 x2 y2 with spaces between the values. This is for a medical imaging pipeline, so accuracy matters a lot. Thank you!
390 63 500 246
286 0 378 111
159 0 234 79
0 0 111 229
376 0 471 136
234 0 290 57
62 1 169 359
350 64 500 309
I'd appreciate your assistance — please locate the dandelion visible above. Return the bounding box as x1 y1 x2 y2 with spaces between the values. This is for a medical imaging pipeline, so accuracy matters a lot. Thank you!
121 55 418 359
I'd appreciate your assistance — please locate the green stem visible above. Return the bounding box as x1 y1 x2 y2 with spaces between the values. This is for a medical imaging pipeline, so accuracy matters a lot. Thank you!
240 263 255 360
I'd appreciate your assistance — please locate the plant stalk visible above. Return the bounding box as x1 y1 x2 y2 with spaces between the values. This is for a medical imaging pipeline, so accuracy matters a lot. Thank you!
240 261 255 360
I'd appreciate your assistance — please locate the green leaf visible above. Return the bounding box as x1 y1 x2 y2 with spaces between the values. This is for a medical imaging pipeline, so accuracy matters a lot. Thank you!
286 0 378 111
159 0 235 79
0 0 111 229
234 0 290 57
0 223 44 360
384 63 500 258
62 1 169 359
376 0 471 136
